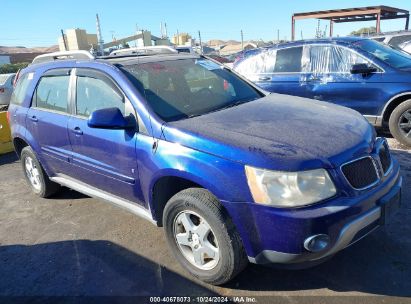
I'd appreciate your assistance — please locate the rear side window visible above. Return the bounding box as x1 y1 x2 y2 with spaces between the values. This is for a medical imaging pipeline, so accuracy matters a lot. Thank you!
76 72 125 117
10 73 31 106
274 47 303 72
34 75 70 113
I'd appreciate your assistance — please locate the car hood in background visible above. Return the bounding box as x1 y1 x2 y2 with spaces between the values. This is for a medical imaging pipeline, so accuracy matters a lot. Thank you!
163 93 375 171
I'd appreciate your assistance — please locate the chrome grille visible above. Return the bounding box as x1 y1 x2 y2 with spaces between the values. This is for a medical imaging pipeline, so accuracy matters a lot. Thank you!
341 157 379 190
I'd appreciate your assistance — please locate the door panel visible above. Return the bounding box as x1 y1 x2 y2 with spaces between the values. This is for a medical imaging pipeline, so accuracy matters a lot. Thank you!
303 45 386 115
67 68 144 204
256 46 309 98
26 70 72 175
305 73 386 115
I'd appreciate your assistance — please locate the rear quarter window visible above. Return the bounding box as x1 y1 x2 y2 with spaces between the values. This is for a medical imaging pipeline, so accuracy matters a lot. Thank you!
10 73 32 106
274 47 303 72
34 75 70 113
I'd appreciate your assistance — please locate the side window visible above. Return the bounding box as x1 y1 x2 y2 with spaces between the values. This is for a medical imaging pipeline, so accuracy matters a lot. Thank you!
306 45 372 74
34 75 70 113
330 46 370 73
235 50 276 76
10 73 31 105
274 47 302 73
389 35 411 47
76 73 124 117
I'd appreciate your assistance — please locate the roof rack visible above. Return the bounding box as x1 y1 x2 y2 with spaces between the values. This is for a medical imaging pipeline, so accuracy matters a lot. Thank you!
108 46 178 57
32 50 95 65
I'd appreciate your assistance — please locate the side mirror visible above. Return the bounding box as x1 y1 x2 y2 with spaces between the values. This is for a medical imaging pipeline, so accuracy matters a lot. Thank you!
88 107 132 129
350 63 377 75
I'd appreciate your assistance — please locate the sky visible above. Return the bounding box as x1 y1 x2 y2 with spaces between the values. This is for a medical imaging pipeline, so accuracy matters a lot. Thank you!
1 0 411 47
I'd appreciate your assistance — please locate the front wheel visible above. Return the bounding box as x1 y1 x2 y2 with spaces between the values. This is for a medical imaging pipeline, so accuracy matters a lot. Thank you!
389 99 411 147
163 188 248 285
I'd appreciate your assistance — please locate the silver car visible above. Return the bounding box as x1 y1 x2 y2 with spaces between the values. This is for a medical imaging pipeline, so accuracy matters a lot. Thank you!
0 73 16 105
399 40 411 55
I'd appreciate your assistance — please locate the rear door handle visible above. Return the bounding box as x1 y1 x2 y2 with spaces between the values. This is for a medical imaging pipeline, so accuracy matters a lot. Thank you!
29 115 38 122
72 127 83 135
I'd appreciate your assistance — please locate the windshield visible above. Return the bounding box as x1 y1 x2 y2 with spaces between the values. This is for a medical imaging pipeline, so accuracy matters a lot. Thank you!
354 39 411 69
122 58 262 122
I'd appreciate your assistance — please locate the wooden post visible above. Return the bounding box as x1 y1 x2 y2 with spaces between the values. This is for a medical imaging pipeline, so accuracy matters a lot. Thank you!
291 16 295 41
329 20 334 37
376 12 381 33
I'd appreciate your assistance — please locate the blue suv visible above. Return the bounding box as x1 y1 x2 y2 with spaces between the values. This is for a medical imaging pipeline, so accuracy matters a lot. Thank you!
233 37 411 147
8 50 402 285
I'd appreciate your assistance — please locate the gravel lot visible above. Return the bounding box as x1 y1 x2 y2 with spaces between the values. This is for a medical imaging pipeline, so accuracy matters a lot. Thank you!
0 138 410 300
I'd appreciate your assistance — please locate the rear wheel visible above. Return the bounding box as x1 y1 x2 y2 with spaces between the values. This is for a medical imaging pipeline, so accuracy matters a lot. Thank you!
163 188 248 285
389 99 411 147
21 146 60 197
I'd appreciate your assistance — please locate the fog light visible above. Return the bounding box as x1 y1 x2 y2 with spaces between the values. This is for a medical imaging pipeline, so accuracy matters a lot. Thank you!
304 234 330 252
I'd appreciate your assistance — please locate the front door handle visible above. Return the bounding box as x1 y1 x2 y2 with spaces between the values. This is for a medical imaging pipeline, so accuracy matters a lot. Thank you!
258 76 271 81
72 127 83 135
29 115 38 122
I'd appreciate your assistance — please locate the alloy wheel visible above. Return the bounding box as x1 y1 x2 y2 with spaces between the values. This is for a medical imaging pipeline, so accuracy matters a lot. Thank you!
398 109 411 139
24 156 41 191
173 210 220 270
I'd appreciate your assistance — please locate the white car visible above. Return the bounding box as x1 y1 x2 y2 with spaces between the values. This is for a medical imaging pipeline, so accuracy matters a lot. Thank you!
0 73 15 106
371 31 411 48
399 40 411 54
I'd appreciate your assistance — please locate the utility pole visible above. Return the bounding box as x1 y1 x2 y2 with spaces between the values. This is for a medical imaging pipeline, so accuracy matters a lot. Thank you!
96 14 104 55
277 29 279 42
164 23 168 38
176 29 179 45
60 29 67 51
198 30 203 54
241 30 244 50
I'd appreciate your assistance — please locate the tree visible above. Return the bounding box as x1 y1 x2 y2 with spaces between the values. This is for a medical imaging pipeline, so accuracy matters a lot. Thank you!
350 26 377 36
0 62 29 74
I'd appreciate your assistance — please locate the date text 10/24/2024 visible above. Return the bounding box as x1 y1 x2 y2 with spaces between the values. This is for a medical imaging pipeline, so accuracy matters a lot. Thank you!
149 296 257 303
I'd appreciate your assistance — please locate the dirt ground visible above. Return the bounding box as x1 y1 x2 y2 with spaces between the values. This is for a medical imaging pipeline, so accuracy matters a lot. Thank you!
0 138 410 301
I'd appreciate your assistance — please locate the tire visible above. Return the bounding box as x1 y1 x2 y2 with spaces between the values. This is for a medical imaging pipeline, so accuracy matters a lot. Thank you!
20 146 60 198
389 99 411 147
163 188 248 285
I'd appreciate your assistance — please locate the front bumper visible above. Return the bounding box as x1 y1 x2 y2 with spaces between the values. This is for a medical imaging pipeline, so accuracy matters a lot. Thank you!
221 159 402 266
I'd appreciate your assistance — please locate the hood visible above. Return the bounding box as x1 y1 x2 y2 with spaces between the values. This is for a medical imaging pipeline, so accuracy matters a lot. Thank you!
163 94 375 171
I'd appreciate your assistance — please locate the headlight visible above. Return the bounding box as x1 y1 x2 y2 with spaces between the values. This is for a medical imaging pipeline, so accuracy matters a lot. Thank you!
245 166 336 208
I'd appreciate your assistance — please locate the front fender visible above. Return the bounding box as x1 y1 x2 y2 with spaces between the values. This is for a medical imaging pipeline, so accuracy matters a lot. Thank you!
135 135 253 211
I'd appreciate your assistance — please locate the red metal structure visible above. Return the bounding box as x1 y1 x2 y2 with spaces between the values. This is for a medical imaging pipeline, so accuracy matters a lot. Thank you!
291 6 410 41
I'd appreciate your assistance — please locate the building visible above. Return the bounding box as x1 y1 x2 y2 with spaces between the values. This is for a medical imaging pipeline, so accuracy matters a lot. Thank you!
58 28 98 51
219 42 258 56
172 33 192 46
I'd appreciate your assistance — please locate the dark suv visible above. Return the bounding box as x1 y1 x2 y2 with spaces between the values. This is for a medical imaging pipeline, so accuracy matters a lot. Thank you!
8 50 402 285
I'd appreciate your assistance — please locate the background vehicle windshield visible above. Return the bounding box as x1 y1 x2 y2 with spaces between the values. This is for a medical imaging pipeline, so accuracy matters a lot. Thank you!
122 58 262 122
354 39 411 69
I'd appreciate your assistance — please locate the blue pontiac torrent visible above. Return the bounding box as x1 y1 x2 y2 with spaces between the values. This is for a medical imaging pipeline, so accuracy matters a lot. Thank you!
233 37 411 147
8 50 402 285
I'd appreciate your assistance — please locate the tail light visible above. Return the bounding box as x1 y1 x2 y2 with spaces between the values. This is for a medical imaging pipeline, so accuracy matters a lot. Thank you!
6 111 10 124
